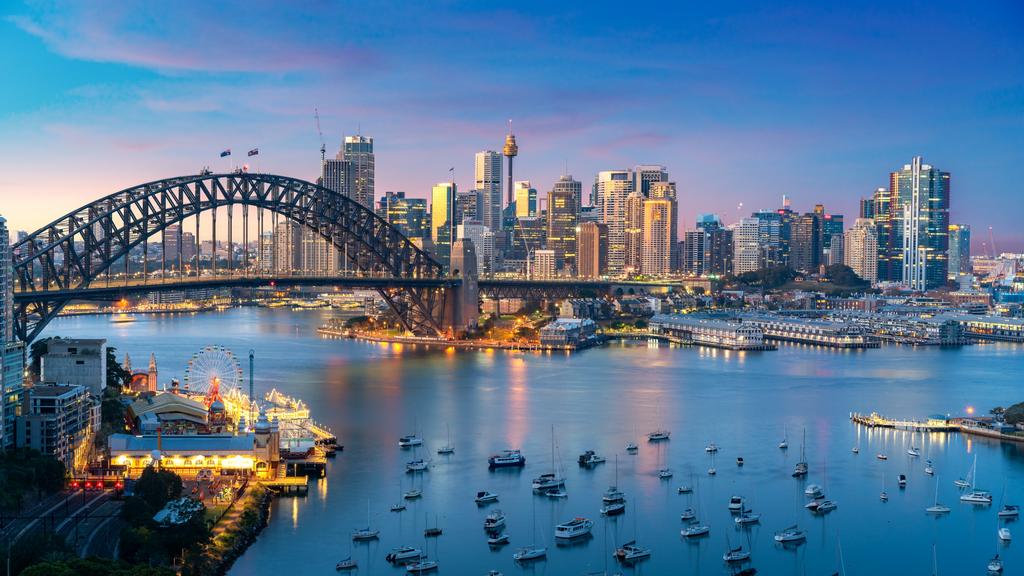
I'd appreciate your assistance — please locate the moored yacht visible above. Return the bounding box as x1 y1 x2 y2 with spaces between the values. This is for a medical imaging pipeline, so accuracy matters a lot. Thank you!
488 449 525 468
907 446 920 457
647 430 671 441
352 527 380 541
484 510 506 531
804 484 823 498
998 504 1020 518
735 509 761 525
961 489 993 504
406 459 429 472
488 533 510 546
723 546 751 563
728 496 745 512
335 557 357 571
578 450 606 467
998 527 1011 542
681 523 710 537
405 559 438 573
680 508 696 521
774 525 806 543
658 468 674 479
475 491 499 504
399 435 423 448
512 546 546 562
386 546 423 563
705 442 719 453
813 500 837 513
626 442 639 453
987 554 1003 573
602 486 625 503
403 488 422 500
554 517 593 539
601 501 626 516
532 472 566 491
615 541 652 562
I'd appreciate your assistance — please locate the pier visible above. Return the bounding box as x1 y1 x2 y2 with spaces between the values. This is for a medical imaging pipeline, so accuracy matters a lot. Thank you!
849 411 958 431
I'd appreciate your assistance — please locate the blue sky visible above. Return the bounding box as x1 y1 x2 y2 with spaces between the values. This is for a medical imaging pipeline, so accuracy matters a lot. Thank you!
1 1 1022 250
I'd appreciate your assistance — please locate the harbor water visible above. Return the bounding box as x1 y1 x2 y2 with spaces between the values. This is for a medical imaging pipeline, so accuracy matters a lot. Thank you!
47 308 1024 575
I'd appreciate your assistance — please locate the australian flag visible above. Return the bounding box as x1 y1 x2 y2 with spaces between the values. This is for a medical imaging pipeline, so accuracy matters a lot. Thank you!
219 149 231 158
248 148 259 157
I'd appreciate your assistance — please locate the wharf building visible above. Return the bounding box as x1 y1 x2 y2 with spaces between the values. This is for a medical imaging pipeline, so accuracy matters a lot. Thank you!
939 314 1024 343
738 314 878 348
539 318 599 348
830 311 967 346
650 315 774 350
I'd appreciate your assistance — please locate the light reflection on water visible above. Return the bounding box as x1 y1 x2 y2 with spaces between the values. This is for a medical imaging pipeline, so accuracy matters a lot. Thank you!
45 308 1024 575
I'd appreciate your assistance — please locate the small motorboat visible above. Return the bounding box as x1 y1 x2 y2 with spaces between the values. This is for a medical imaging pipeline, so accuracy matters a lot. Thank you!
352 527 380 541
600 501 626 516
907 446 920 457
681 524 710 538
999 527 1012 542
735 510 761 525
988 554 1003 573
898 474 907 488
406 459 429 472
804 484 823 498
615 541 652 562
424 526 443 537
876 453 888 461
779 439 788 450
925 461 935 475
399 435 423 448
391 502 407 512
705 442 719 453
578 450 606 467
852 446 860 454
531 472 565 491
626 442 639 453
728 496 745 512
723 546 751 563
405 559 438 573
792 462 808 477
437 445 454 455
386 546 423 563
708 467 717 476
403 488 423 500
680 508 696 521
647 430 670 442
999 505 1020 518
774 525 806 543
545 487 568 498
677 485 693 494
658 468 673 479
475 491 499 504
512 545 546 562
554 517 594 539
814 500 838 513
336 557 357 571
488 533 510 546
880 491 889 502
736 457 744 467
484 510 506 531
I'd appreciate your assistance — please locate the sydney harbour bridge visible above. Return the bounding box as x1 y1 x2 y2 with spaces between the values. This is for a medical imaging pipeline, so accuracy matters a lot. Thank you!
11 172 678 342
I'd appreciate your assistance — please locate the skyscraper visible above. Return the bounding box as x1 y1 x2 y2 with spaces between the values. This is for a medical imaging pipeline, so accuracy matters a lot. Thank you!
513 181 538 218
624 192 645 275
844 218 878 284
685 215 732 276
873 186 894 281
732 217 762 275
948 224 971 279
0 216 12 342
431 182 456 270
632 165 668 197
547 175 581 273
860 195 877 219
457 223 494 276
474 151 503 231
790 212 822 273
648 181 678 267
455 189 484 225
596 170 632 276
343 135 374 209
322 154 352 198
273 220 302 273
891 156 950 290
641 199 673 276
576 222 608 279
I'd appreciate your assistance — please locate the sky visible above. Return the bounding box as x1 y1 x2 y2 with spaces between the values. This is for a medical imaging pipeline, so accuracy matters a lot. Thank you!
1 1 1022 250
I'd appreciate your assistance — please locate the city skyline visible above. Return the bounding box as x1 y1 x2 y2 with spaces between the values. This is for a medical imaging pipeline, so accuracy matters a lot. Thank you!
1 2 1022 251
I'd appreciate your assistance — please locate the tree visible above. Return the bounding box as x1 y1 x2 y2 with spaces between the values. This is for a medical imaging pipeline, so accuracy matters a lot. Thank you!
106 346 131 392
824 264 868 288
1004 402 1024 426
133 467 183 512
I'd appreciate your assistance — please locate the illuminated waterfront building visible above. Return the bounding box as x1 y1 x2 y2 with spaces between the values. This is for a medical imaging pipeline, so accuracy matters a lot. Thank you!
877 157 950 289
648 181 678 271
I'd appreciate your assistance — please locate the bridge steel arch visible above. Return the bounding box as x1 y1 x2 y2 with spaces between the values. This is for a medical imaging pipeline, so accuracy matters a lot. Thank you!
12 172 450 341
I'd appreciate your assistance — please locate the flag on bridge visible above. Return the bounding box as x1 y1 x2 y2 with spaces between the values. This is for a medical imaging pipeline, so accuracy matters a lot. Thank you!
248 148 259 157
220 149 231 158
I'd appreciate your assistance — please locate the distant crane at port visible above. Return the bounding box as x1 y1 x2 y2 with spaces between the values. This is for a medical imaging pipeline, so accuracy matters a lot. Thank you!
314 107 326 166
989 226 997 258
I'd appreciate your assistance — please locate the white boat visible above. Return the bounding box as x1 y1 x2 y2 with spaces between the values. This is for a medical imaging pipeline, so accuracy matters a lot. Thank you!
880 491 888 502
876 453 888 460
907 446 920 457
437 423 454 455
512 546 546 562
647 430 670 441
475 491 499 504
554 517 593 539
532 472 565 491
680 508 696 521
399 435 423 448
677 485 693 494
851 446 860 454
391 502 407 512
804 484 823 498
615 541 652 562
406 459 429 472
708 467 717 476
955 478 971 489
352 500 379 540
728 496 744 512
626 442 639 453
601 501 626 516
488 449 525 468
735 510 761 525
962 490 992 504
578 450 606 467
925 459 935 475
658 468 673 479
405 560 438 573
814 500 837 513
404 488 423 500
723 546 750 563
926 476 950 514
603 488 625 504
545 487 568 498
484 510 506 531
779 425 788 450
774 525 806 543
387 546 423 562
736 457 744 467
488 533 510 546
955 455 974 489
793 429 808 477
681 523 710 537
998 505 1020 518
705 442 719 453
999 527 1011 542
336 557 357 571
988 554 1004 573
898 474 907 488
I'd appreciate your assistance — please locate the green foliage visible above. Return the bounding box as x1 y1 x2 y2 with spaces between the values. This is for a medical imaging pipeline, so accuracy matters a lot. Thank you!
633 319 649 329
133 467 183 513
735 266 798 290
21 556 175 576
823 264 869 288
3 531 71 575
1005 402 1024 426
106 346 131 391
0 449 66 511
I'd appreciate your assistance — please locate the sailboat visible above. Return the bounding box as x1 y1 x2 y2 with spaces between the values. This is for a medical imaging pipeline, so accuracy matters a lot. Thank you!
626 425 639 454
955 457 973 489
792 428 808 477
657 441 673 479
960 455 992 504
406 442 429 472
708 450 717 476
618 502 654 559
600 456 626 516
926 475 950 514
405 534 438 573
880 471 888 502
336 538 358 570
779 424 789 450
512 495 546 562
532 426 566 491
437 423 454 455
392 479 407 511
352 500 380 540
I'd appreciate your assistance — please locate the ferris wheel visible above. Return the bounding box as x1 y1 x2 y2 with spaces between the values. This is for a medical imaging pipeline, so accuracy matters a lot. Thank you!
183 346 244 401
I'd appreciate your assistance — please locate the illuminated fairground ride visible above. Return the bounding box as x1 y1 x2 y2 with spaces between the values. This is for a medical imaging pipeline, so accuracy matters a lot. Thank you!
183 345 244 408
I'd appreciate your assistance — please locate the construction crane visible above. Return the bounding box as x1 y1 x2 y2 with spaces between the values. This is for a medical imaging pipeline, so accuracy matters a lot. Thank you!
314 107 326 166
989 226 997 258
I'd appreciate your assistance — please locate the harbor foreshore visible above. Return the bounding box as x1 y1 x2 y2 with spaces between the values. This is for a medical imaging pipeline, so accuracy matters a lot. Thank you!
850 411 1024 443
317 326 608 351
